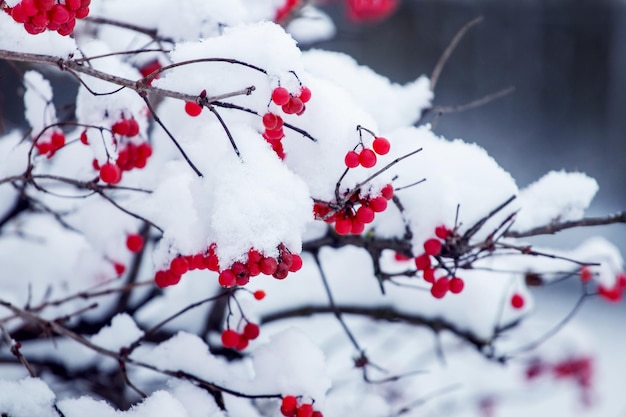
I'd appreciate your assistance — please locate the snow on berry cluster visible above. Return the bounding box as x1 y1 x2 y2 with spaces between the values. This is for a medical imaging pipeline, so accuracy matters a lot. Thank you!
525 356 594 405
4 0 90 36
580 266 626 303
154 244 303 289
314 184 393 235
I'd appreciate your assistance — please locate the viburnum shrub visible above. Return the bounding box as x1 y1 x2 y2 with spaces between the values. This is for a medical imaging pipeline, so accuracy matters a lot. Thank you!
0 1 624 417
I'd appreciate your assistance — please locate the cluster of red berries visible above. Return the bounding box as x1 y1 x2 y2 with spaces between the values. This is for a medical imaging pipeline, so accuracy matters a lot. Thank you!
413 226 465 299
4 0 90 36
271 85 311 116
526 356 593 404
153 244 303 289
34 130 65 158
280 396 323 417
218 243 303 287
221 322 260 351
94 117 152 185
262 112 286 159
274 0 299 23
314 184 394 236
344 136 390 169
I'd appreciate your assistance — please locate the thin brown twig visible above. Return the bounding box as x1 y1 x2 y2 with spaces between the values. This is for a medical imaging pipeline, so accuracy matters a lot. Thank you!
504 211 626 238
430 16 484 91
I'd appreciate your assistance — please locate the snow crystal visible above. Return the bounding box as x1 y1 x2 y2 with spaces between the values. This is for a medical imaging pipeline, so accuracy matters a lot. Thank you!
23 71 57 140
513 170 599 232
286 7 337 45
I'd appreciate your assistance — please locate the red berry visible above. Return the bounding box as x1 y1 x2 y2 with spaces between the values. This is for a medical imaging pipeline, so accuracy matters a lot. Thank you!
99 163 122 184
126 118 139 137
221 329 239 348
11 5 29 23
205 254 220 271
243 322 260 340
579 266 592 283
65 0 81 10
449 277 464 294
435 225 451 240
381 183 394 200
247 261 261 277
299 86 312 103
50 132 65 149
312 412 324 417
289 254 303 272
253 290 266 300
297 404 314 417
356 206 375 224
191 254 206 270
34 0 55 12
235 335 249 350
126 233 144 253
423 238 442 256
31 11 49 27
49 4 70 24
113 262 126 276
112 119 130 136
511 293 525 309
154 270 171 288
259 257 278 275
598 285 622 303
273 263 290 280
21 0 38 16
184 101 202 117
431 277 449 299
359 148 377 168
414 253 431 270
351 218 365 234
262 112 282 130
80 130 89 145
74 6 89 18
264 126 285 140
56 19 76 36
344 150 360 168
423 267 435 283
334 217 352 235
248 249 263 263
372 137 390 155
284 96 304 114
170 256 189 276
369 196 388 212
272 87 290 106
394 252 411 261
218 269 236 287
281 396 298 417
24 23 45 34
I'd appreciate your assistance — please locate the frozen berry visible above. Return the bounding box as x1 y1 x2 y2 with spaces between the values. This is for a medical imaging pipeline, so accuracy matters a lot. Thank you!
299 86 312 103
184 101 202 117
272 87 290 106
99 163 122 184
126 233 144 253
511 293 525 309
221 329 239 348
359 148 377 168
449 277 464 294
372 136 390 155
243 322 260 340
423 238 442 256
344 151 360 168
253 290 266 300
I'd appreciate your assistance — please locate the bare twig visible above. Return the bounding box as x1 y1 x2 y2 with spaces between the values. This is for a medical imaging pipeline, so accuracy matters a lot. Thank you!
504 211 626 239
430 16 484 91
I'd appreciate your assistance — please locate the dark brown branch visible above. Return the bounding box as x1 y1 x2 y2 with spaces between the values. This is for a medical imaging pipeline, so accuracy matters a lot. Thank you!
504 211 626 238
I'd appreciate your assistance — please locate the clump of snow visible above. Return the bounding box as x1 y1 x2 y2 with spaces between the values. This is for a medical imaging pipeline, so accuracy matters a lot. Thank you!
513 170 599 232
91 313 144 351
302 50 433 131
23 71 57 141
0 12 77 56
0 378 57 417
287 7 337 45
58 390 189 417
251 328 331 405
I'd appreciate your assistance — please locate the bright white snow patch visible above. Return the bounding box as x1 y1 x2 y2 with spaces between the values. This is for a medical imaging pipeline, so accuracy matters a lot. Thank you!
0 12 76 56
514 170 599 232
0 378 57 417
